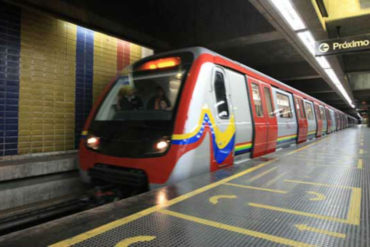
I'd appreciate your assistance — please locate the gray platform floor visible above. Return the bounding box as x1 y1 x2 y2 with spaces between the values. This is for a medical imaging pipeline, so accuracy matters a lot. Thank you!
0 126 368 247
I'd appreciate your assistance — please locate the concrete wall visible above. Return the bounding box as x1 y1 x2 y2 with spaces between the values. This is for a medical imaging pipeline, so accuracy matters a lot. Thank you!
0 152 84 211
0 2 153 157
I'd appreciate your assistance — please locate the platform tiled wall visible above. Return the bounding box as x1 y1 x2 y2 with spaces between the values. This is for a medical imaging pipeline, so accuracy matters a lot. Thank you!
0 4 21 156
0 3 153 156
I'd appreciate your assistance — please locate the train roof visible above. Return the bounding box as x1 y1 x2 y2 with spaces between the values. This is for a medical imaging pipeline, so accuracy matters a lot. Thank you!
137 47 355 119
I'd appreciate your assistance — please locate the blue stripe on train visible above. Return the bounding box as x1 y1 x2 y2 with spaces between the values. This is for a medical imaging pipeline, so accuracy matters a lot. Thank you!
235 148 252 155
277 138 296 145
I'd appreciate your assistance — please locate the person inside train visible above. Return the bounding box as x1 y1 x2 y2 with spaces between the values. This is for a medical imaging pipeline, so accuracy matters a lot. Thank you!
117 85 143 110
147 86 171 110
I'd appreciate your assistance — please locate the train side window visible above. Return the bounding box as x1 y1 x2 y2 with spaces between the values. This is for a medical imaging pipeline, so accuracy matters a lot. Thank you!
304 102 314 120
214 71 229 119
251 83 264 117
320 107 325 120
316 106 321 120
263 87 274 117
295 98 302 119
276 92 292 118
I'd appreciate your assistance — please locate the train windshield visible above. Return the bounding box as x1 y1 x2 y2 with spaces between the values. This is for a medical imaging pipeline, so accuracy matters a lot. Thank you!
95 69 186 122
88 53 193 158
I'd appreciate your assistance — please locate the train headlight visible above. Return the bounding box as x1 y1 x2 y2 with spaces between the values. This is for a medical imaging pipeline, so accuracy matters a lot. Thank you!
86 136 100 150
155 140 169 152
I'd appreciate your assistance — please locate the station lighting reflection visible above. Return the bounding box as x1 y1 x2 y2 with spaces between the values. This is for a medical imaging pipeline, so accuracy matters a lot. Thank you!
156 190 169 205
270 0 355 108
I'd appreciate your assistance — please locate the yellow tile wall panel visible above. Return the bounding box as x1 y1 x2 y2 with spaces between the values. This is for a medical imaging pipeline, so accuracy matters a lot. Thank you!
93 32 117 103
130 43 142 63
18 10 77 154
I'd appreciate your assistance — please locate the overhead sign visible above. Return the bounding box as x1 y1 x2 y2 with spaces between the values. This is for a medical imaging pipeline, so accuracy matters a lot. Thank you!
315 34 370 56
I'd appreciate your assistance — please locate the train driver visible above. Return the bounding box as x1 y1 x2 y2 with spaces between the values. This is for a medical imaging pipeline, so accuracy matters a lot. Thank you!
147 86 171 110
117 85 143 110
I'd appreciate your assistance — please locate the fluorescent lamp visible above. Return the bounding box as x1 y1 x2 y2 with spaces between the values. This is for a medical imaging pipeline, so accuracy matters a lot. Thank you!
270 0 306 31
297 31 315 55
270 0 354 108
325 69 341 86
324 68 354 107
316 57 330 69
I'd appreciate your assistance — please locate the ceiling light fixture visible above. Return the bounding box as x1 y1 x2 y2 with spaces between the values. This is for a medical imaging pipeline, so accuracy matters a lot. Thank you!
297 31 315 55
270 0 354 108
270 0 306 31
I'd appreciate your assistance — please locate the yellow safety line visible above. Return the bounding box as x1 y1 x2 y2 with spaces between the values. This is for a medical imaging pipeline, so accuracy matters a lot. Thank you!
159 209 316 247
262 172 287 187
282 179 361 225
304 164 359 169
50 132 330 246
209 195 237 204
115 236 156 247
287 137 328 155
295 224 345 238
307 191 326 201
284 179 354 189
357 159 363 169
224 183 288 194
248 167 277 182
249 203 351 224
50 159 277 247
347 188 361 225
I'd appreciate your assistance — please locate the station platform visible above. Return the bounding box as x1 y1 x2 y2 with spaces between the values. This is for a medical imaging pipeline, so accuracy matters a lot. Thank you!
0 126 368 247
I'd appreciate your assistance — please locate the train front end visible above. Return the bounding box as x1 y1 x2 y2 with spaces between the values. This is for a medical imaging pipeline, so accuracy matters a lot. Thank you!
79 52 194 190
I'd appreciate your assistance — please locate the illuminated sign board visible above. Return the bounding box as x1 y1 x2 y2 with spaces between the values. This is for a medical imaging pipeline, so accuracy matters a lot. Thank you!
315 34 370 56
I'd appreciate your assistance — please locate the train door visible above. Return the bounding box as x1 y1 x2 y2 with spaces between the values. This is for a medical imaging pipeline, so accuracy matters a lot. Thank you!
211 67 234 170
304 100 316 139
314 103 322 137
271 88 298 148
262 84 278 153
247 78 277 157
225 69 253 164
294 95 307 143
325 107 331 134
335 112 340 131
342 115 345 129
320 106 327 135
330 109 336 131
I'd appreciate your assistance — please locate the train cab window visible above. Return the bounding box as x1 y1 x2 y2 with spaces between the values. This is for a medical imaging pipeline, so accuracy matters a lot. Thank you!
304 102 314 120
95 67 186 121
276 93 292 118
214 71 229 119
263 87 274 117
251 83 264 117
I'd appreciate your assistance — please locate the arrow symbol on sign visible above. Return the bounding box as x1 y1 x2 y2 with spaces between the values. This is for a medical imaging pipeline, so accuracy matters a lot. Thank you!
209 195 237 204
306 191 326 201
295 224 345 238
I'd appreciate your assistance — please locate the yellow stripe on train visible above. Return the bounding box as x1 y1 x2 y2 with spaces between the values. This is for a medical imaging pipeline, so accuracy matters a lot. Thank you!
172 106 235 149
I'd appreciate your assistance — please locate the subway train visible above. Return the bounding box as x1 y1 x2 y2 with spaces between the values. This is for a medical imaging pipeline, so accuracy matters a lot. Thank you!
79 47 357 190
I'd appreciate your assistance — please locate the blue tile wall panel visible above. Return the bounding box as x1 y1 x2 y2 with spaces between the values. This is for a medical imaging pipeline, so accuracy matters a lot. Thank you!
0 3 20 156
75 26 94 148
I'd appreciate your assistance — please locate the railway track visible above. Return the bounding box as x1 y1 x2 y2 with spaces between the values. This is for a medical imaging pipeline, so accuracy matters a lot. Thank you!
0 185 143 236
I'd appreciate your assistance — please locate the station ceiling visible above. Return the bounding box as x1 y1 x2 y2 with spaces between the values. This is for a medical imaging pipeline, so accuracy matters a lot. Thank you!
6 0 370 117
